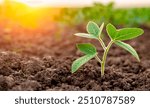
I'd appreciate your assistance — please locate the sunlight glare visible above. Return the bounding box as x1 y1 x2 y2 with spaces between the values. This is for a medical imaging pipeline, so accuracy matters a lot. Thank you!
0 0 61 30
12 0 46 7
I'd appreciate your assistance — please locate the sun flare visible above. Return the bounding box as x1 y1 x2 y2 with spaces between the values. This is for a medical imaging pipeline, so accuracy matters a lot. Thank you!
0 0 61 30
10 0 43 7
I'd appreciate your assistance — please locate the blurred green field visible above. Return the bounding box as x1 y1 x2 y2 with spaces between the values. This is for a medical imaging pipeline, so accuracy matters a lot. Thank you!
56 3 150 27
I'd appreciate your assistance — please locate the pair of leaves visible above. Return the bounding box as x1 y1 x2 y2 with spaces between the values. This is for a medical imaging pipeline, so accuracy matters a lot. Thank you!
106 23 144 61
72 21 103 73
71 43 97 73
75 21 104 40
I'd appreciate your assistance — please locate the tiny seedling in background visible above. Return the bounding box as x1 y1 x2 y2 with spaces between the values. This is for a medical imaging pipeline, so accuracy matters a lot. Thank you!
71 21 144 76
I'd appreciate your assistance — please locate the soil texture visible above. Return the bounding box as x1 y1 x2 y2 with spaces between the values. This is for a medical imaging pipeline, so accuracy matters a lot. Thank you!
0 26 150 91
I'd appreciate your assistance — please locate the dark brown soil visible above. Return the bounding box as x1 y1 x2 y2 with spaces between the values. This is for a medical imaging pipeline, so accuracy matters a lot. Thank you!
0 25 150 91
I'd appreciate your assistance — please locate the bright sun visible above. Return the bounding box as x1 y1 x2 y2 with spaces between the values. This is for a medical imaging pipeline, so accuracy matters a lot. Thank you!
12 0 42 7
8 0 56 7
0 0 61 30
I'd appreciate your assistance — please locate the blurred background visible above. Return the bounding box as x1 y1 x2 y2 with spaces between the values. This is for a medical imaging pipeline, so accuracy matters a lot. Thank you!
0 0 150 30
0 0 150 57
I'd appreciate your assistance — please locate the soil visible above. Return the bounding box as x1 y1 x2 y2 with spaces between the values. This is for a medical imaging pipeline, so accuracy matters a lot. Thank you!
0 25 150 91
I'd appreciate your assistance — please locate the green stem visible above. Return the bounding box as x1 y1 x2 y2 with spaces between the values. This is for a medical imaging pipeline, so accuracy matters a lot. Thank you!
101 40 114 77
95 54 102 63
98 38 106 50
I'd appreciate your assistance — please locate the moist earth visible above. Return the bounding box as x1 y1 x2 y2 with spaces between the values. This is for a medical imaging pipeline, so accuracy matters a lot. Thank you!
0 26 150 91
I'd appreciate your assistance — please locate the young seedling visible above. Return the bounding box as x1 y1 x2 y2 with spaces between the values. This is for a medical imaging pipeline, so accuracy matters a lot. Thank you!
71 21 144 76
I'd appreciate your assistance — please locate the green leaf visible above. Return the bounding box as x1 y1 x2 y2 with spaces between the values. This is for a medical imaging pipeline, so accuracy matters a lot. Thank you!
77 43 97 55
86 21 100 38
115 28 144 41
99 22 104 38
74 33 98 39
106 23 144 41
71 54 96 73
106 23 117 40
115 41 140 61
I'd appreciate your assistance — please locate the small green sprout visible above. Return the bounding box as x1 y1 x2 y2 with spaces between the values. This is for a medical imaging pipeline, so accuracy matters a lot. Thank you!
71 21 144 76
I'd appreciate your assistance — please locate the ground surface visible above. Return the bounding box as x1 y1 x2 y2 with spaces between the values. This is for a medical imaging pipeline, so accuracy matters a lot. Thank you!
0 25 150 91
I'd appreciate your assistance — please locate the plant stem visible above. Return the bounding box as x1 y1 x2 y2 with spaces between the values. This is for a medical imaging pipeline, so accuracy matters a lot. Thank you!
101 40 114 77
98 38 106 50
95 54 102 63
